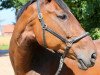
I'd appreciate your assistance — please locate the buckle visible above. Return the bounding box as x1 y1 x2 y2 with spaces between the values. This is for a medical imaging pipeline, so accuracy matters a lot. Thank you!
38 13 43 20
42 24 47 30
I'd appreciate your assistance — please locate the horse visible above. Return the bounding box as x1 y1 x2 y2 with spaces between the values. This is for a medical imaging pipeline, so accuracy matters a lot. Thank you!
64 39 100 75
9 0 97 75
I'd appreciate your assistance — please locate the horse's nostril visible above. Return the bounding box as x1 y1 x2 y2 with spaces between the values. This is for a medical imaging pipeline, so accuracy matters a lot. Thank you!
91 53 97 59
90 53 96 67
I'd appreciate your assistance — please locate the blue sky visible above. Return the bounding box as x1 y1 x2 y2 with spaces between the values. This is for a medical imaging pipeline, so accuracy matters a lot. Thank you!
0 8 16 25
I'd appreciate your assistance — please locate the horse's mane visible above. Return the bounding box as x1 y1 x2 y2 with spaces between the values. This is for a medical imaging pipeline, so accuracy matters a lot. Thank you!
16 0 69 20
16 0 36 20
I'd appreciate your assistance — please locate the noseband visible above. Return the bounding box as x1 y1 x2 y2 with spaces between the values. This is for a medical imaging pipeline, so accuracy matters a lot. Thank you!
37 0 89 75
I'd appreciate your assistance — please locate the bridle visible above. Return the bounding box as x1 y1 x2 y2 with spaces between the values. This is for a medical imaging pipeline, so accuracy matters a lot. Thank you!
36 0 89 75
37 0 89 75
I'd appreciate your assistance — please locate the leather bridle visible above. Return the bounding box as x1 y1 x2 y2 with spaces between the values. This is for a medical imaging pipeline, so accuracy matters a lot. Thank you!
37 0 89 75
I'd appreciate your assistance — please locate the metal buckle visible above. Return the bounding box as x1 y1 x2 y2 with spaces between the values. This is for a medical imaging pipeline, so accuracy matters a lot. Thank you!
42 24 47 30
38 13 43 20
66 40 73 49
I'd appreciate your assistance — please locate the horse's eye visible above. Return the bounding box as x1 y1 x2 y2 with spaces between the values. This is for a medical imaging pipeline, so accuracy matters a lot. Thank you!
57 14 67 20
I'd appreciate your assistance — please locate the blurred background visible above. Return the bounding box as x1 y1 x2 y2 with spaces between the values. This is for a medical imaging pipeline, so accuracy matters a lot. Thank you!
0 0 100 75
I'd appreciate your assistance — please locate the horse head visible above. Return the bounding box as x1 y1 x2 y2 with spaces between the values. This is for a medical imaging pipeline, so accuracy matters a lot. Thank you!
17 0 97 70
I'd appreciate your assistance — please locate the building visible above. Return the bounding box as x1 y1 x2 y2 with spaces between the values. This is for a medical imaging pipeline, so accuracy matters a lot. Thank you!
2 24 14 36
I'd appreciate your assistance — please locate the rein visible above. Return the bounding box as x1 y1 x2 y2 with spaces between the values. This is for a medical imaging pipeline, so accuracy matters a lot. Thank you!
36 0 89 75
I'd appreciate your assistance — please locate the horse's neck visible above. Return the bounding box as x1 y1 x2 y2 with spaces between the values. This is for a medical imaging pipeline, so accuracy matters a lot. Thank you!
20 41 59 73
30 43 74 75
31 44 60 71
14 40 74 75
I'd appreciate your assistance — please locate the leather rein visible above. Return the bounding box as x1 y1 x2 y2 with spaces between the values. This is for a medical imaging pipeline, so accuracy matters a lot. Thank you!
36 0 89 75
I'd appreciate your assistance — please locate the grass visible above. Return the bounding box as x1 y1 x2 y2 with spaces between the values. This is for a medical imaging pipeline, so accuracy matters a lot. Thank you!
0 35 11 50
0 45 9 50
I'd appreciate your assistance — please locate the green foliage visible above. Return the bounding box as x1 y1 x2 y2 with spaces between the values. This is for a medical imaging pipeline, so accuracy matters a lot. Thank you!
64 0 100 39
0 0 14 9
90 28 100 40
18 0 29 4
0 0 29 10
0 0 100 39
0 45 9 50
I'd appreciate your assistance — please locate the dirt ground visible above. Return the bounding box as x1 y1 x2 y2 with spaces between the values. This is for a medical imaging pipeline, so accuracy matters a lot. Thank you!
0 53 14 75
0 35 14 75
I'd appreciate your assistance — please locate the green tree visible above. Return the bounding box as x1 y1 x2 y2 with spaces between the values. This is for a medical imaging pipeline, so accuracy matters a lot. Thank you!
0 0 28 10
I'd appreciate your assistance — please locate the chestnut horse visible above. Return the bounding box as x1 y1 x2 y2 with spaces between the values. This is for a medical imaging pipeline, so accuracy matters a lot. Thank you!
64 40 100 75
9 0 97 75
